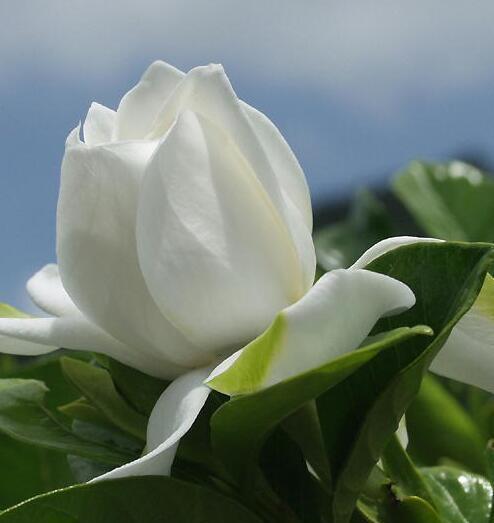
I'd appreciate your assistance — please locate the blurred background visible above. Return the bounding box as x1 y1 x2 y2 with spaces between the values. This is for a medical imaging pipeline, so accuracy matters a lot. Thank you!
1 1 494 310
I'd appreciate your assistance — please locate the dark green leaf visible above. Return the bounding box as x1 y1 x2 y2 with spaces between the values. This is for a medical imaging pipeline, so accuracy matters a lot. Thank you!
318 242 494 522
108 358 169 415
0 476 262 523
59 397 111 426
0 378 133 465
1 353 84 409
71 419 141 455
0 433 73 509
407 374 486 472
66 455 113 483
0 355 90 506
211 326 431 489
65 420 142 482
260 428 325 522
174 392 227 478
381 434 435 506
356 466 442 523
61 357 147 440
282 401 332 488
314 190 393 271
393 161 494 241
358 494 442 523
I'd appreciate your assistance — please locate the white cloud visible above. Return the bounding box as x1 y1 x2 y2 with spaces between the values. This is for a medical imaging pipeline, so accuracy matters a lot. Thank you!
1 1 494 111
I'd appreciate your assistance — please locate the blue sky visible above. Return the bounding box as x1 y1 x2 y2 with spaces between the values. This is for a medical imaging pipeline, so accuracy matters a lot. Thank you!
1 1 494 309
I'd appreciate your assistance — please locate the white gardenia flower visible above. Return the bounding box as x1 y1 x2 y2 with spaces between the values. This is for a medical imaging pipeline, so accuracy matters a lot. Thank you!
2 61 483 481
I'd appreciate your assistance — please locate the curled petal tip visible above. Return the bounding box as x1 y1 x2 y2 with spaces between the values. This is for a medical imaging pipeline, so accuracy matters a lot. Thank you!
65 124 82 148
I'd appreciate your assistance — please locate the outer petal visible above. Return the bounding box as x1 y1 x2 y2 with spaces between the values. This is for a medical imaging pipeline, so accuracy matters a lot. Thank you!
57 135 204 370
240 101 312 231
0 315 181 378
137 110 304 355
351 236 442 269
208 268 415 395
83 102 116 146
148 64 315 291
431 274 494 393
115 61 185 141
92 367 212 481
27 264 80 317
241 102 315 289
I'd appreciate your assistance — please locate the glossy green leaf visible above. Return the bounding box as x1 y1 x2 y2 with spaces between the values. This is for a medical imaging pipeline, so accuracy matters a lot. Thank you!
486 440 494 487
0 476 263 523
407 374 486 473
422 466 492 523
60 357 147 440
211 326 431 488
485 440 494 523
319 242 494 523
314 190 393 271
394 161 494 241
0 378 133 466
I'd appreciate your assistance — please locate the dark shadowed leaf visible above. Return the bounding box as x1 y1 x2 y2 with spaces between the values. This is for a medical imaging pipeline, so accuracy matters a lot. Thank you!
108 358 169 415
314 190 393 271
0 476 262 523
406 374 486 473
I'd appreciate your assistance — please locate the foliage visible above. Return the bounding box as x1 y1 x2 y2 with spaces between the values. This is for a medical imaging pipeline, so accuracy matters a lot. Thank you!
2 160 494 522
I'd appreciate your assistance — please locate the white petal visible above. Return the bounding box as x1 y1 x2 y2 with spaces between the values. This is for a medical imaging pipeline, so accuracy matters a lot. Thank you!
148 64 315 290
149 65 285 214
241 101 316 289
0 334 55 357
0 315 182 378
66 124 82 147
431 274 494 393
137 110 305 354
396 416 409 448
92 366 212 481
283 197 316 291
241 101 313 231
115 61 185 141
351 236 442 269
57 138 204 370
208 268 415 394
26 264 80 317
83 102 116 146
